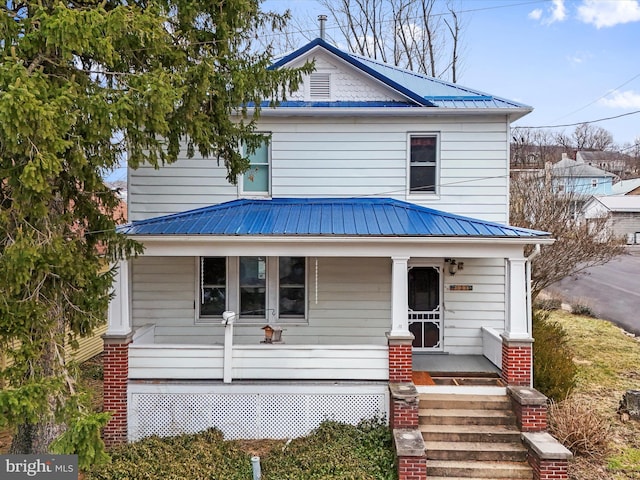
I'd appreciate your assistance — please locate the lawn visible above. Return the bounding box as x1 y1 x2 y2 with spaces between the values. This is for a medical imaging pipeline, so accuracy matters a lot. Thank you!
547 310 640 480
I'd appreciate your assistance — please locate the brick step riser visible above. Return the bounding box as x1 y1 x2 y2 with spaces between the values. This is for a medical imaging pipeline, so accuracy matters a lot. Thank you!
427 465 533 479
423 432 522 443
426 449 527 462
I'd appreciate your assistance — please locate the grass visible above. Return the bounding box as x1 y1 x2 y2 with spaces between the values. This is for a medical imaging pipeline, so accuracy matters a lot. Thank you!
548 310 640 480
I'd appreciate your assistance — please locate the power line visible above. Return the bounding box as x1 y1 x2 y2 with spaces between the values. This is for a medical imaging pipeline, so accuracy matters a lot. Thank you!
516 109 640 130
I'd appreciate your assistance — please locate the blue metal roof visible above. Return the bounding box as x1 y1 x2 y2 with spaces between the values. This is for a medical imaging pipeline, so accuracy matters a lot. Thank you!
270 38 531 111
119 198 549 239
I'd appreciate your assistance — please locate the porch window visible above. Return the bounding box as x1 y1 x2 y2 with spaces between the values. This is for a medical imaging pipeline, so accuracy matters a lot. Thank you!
200 257 226 317
239 256 267 318
241 136 270 195
409 134 438 194
279 257 306 318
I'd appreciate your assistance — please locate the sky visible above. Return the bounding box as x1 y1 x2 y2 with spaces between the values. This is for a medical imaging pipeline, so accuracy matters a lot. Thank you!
264 0 640 148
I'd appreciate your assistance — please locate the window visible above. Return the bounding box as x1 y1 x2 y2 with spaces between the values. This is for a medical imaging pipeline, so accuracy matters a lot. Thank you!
200 257 226 317
409 134 438 194
591 178 598 188
279 257 306 318
241 137 270 194
198 256 306 322
239 256 267 319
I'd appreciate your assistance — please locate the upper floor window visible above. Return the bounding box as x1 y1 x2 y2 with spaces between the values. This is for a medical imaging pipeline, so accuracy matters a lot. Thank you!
241 137 270 195
409 134 438 194
591 178 598 188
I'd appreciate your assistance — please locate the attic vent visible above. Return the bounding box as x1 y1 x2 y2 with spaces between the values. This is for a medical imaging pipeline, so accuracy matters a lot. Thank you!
309 73 331 98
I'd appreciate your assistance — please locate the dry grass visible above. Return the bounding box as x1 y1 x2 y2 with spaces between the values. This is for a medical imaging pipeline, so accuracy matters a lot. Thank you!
549 310 640 480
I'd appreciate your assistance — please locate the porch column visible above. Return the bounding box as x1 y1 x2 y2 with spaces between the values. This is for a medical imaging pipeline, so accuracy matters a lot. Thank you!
502 257 533 387
388 256 413 383
103 260 132 447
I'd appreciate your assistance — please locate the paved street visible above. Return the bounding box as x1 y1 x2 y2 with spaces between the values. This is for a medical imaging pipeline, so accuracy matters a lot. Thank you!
546 247 640 336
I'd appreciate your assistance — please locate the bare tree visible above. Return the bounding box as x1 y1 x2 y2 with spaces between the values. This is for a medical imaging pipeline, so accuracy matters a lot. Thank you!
555 123 615 152
511 127 563 168
510 171 625 300
318 0 464 81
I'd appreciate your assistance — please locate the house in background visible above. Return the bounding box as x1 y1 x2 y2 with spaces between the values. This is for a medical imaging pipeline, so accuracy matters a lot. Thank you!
576 150 632 178
612 177 640 196
583 195 640 245
104 37 569 479
549 154 616 196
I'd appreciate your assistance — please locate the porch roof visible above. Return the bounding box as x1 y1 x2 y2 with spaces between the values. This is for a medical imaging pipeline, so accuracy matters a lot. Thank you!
118 198 550 239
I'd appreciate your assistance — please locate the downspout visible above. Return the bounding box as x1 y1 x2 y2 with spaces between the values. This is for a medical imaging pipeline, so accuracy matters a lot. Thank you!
525 244 541 388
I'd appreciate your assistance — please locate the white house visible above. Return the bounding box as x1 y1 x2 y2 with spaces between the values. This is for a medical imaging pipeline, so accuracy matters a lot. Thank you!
103 38 553 458
583 195 640 244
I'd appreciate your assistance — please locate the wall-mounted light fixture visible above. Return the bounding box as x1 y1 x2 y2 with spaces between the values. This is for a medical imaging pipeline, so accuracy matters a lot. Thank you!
445 259 464 276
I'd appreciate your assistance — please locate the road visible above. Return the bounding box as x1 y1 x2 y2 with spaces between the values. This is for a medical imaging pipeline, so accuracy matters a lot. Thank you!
545 247 640 336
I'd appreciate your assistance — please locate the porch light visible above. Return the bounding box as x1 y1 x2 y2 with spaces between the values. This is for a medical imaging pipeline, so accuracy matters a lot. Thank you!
445 259 464 275
261 324 282 343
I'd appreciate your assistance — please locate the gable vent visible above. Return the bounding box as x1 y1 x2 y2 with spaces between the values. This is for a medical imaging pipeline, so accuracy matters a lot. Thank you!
309 73 331 98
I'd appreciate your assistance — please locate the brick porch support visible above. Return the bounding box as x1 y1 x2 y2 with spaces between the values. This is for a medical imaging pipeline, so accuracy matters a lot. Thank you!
388 334 414 383
102 333 132 448
501 334 533 386
389 383 419 429
393 429 427 480
522 432 573 480
508 386 548 432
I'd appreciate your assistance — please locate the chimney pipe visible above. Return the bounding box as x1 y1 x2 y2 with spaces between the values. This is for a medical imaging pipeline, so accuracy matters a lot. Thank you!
318 15 327 40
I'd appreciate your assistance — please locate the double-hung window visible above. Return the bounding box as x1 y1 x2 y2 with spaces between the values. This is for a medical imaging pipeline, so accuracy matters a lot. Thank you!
409 134 438 194
241 136 270 195
200 257 226 317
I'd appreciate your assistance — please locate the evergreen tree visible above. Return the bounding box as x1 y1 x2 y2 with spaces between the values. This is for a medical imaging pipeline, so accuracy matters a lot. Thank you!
0 0 310 464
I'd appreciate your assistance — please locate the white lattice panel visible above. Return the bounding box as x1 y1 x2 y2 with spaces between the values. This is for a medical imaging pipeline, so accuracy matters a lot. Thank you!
129 383 388 441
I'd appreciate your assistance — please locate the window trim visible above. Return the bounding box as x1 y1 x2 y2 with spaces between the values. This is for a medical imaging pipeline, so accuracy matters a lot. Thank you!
407 132 440 197
239 134 271 197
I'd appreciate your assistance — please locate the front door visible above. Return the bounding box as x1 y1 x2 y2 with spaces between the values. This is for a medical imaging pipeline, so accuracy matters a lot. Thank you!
408 266 442 351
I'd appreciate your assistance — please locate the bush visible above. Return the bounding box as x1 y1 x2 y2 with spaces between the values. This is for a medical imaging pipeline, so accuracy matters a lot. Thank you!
533 310 578 401
549 396 611 457
570 302 596 317
533 297 562 311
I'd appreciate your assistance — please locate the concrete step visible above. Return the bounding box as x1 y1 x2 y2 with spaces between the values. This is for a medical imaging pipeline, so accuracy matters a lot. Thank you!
425 440 527 462
427 460 533 479
420 393 512 410
421 423 522 443
420 408 516 426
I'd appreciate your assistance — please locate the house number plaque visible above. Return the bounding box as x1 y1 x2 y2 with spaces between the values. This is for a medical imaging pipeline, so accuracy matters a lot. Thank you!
449 285 473 291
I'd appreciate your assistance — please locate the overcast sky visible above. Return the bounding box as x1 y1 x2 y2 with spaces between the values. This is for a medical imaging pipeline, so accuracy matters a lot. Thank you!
266 0 640 147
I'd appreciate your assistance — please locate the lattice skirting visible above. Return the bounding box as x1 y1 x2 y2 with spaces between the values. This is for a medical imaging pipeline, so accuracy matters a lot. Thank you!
128 382 389 441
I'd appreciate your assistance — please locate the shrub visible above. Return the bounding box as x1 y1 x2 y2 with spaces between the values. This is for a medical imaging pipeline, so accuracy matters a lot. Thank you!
533 310 578 401
549 396 611 457
533 297 562 311
570 302 596 317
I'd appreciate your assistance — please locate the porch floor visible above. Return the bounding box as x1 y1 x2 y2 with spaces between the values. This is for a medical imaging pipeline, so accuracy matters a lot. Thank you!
412 354 500 376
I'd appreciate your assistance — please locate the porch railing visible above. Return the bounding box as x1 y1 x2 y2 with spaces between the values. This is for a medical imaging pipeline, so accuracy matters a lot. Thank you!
129 324 388 382
481 327 503 369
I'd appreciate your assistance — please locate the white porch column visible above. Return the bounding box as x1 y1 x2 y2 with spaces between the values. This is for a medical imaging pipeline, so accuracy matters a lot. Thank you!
504 257 531 340
390 256 411 336
107 259 131 336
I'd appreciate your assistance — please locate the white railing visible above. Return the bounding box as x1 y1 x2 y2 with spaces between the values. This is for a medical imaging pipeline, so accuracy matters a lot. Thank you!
128 324 388 381
482 327 503 368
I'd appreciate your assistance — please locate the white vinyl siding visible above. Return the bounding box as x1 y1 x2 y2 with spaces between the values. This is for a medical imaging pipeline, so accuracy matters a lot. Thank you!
131 256 506 355
129 116 510 223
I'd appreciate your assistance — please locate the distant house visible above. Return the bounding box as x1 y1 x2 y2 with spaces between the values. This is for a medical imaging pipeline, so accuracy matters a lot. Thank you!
576 150 629 177
583 195 640 244
550 154 616 197
612 178 640 196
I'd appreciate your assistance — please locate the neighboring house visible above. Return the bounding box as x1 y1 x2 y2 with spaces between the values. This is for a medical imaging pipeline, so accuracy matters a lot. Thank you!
104 38 554 454
583 195 640 244
612 177 640 196
550 154 616 197
576 150 630 178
